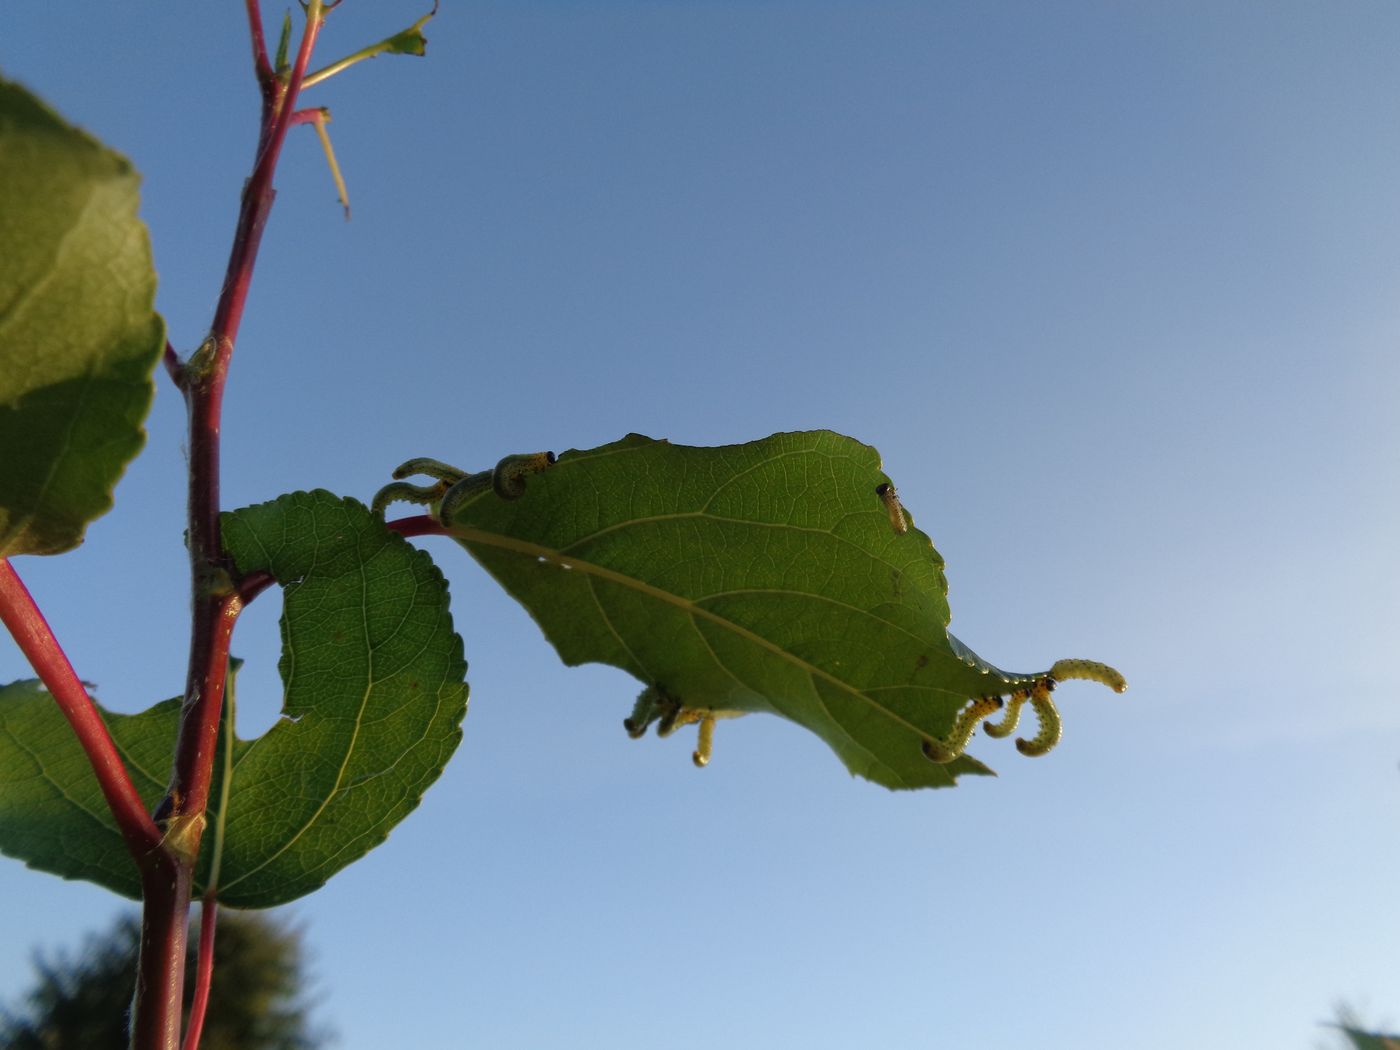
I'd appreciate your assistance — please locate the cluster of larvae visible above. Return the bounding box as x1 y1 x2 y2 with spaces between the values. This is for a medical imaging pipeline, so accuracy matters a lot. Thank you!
623 685 743 768
921 659 1128 764
626 659 1127 772
372 452 556 520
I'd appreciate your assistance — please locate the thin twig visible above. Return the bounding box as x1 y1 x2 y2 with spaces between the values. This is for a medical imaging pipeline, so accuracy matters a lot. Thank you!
134 8 329 1049
300 1 437 90
0 559 163 856
163 340 185 388
164 0 324 836
180 899 219 1050
244 0 274 94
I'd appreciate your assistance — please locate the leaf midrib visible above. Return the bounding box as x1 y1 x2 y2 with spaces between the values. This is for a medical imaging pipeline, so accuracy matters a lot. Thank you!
452 525 938 742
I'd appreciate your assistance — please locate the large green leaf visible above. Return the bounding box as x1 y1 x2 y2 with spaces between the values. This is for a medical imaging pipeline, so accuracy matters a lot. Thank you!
439 432 1120 790
209 490 468 907
0 77 164 557
0 493 468 906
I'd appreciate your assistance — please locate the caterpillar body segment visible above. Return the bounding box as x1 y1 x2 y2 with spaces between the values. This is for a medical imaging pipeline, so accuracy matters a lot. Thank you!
1049 658 1127 693
656 698 697 738
922 696 1003 764
874 482 908 535
624 684 675 739
693 714 716 767
390 457 466 483
1015 679 1063 757
436 472 493 523
491 451 556 499
625 685 740 769
371 480 447 518
374 449 556 524
982 688 1028 739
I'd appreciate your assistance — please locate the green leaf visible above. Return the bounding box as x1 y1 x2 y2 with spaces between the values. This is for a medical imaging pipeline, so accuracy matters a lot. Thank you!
212 490 467 907
439 432 1120 790
300 5 437 91
0 681 175 899
0 494 468 906
382 21 431 58
0 78 164 557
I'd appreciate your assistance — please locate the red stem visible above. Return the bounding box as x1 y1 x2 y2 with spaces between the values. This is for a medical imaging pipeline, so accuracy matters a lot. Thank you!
163 340 183 387
162 0 323 840
245 0 274 91
181 899 219 1050
134 11 327 1050
288 107 328 128
135 860 194 1050
0 559 163 856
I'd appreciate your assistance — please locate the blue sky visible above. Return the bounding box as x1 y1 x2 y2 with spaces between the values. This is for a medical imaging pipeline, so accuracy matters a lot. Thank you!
3 3 1399 1047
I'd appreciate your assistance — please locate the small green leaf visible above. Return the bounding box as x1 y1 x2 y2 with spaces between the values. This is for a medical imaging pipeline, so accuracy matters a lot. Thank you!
0 78 164 557
213 490 467 907
299 5 437 91
275 12 293 74
439 432 1119 789
382 23 431 58
0 680 175 899
381 2 438 58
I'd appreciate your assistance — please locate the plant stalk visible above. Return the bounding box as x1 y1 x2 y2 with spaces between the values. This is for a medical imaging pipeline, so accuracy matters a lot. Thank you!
133 5 328 1049
180 899 219 1050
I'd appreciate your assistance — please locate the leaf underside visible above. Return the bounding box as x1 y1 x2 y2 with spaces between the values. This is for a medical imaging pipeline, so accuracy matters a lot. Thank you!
441 431 1062 790
0 77 164 557
213 491 468 907
0 682 178 899
0 493 468 907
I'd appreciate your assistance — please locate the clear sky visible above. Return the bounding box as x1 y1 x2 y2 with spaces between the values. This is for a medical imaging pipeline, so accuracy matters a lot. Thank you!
3 3 1399 1047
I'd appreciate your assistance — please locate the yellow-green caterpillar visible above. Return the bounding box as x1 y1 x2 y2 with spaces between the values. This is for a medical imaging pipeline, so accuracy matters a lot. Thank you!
371 451 555 522
921 695 1003 763
624 684 678 739
1049 658 1128 693
923 655 1126 764
982 687 1028 739
1015 679 1063 757
624 684 740 768
490 451 556 500
874 482 908 535
692 713 716 768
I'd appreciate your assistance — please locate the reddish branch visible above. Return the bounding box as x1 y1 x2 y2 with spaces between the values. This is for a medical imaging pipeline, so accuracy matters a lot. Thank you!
132 7 328 1050
181 899 219 1050
160 0 323 845
162 340 182 384
244 0 274 92
0 560 163 857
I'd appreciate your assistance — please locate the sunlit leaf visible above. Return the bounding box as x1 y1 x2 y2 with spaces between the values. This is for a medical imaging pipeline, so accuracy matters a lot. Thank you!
0 493 468 906
0 681 174 899
436 432 1121 789
0 77 164 557
211 490 468 907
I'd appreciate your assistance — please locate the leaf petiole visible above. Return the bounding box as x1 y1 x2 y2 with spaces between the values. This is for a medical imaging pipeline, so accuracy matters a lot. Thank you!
299 2 437 90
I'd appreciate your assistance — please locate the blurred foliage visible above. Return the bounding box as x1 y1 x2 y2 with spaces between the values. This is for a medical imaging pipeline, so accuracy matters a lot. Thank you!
0 911 326 1049
1328 1004 1400 1050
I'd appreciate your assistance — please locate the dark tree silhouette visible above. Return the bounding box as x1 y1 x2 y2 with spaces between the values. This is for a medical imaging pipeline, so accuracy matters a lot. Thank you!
1 911 327 1050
